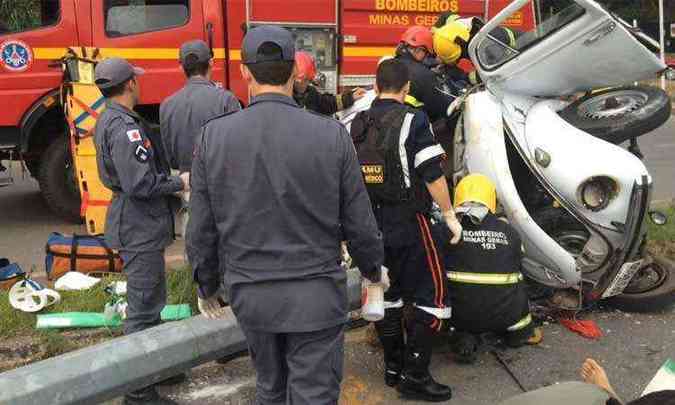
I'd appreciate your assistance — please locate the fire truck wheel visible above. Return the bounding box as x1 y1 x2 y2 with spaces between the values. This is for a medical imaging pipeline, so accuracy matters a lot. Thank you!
37 137 82 223
559 86 671 145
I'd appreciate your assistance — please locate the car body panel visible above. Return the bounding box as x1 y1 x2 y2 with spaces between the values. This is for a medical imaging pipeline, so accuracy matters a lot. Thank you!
462 91 580 288
468 0 666 97
524 100 652 231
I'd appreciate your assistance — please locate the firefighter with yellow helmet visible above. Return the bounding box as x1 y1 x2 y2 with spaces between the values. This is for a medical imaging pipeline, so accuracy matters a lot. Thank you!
443 174 542 364
432 20 474 95
432 13 521 88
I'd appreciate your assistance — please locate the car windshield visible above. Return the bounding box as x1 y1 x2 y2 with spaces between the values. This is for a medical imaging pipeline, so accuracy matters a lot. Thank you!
477 0 585 70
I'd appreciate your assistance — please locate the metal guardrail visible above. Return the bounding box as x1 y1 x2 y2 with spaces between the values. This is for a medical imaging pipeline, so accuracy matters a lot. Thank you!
0 268 363 405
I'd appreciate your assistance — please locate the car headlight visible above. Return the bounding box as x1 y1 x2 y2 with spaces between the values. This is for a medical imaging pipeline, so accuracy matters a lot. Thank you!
579 176 618 211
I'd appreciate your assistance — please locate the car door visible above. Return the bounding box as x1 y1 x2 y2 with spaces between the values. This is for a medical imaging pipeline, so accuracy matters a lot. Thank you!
91 0 206 106
468 0 666 97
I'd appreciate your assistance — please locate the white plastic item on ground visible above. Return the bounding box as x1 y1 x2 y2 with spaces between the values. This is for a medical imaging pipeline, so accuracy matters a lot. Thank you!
54 272 101 291
9 279 61 313
642 359 675 396
108 281 127 295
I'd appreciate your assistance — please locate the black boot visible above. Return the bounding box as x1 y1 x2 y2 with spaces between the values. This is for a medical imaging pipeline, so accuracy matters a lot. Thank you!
375 307 405 387
398 321 452 402
123 385 179 405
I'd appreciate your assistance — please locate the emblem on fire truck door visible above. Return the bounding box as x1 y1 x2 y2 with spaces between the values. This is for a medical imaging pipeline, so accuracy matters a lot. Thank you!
0 40 33 72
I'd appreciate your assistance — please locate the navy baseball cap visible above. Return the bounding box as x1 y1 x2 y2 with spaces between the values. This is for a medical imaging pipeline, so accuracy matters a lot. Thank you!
180 40 212 66
94 57 144 90
241 25 295 64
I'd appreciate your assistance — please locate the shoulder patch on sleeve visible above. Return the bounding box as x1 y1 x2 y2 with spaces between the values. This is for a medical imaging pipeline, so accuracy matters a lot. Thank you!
134 144 150 163
127 129 142 142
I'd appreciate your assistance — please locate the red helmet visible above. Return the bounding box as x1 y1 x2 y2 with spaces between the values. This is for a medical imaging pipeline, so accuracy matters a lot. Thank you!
294 51 317 81
400 26 434 53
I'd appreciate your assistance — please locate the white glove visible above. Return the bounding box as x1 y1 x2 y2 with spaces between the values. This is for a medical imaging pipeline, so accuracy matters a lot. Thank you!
379 266 390 292
443 211 463 244
198 294 227 320
179 172 190 193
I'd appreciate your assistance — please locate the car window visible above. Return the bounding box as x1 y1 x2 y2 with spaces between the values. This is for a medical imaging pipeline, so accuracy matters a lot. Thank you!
0 0 61 35
104 0 189 38
477 0 585 70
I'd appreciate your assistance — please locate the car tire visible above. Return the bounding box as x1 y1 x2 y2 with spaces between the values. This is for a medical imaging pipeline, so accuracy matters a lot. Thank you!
37 137 82 223
607 255 675 313
559 86 672 145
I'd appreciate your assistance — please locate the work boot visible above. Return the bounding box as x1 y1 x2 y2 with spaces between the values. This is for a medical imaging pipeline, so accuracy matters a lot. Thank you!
123 385 179 405
398 322 452 402
375 307 405 387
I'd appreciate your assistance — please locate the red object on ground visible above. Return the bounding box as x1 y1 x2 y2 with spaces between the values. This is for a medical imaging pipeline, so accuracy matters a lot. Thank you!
559 318 603 340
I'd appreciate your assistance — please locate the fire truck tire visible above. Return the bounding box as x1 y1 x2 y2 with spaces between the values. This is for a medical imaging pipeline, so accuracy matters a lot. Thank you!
37 138 82 223
607 255 675 313
559 86 671 144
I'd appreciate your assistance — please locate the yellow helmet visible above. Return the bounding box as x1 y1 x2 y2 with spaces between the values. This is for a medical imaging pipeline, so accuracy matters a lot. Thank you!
433 21 471 65
454 174 497 213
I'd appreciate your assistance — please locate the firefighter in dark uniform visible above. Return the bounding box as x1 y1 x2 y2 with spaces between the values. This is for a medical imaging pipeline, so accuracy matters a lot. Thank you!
433 21 473 95
394 26 452 123
349 59 463 402
160 40 241 174
444 174 541 364
187 26 385 405
160 40 240 239
93 58 186 405
293 50 366 116
433 13 521 85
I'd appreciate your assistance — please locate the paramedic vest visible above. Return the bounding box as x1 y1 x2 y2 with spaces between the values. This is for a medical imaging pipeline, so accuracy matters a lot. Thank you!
446 213 531 334
350 104 431 215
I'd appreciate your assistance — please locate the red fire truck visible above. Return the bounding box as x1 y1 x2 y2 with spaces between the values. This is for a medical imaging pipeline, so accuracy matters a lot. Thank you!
0 0 534 222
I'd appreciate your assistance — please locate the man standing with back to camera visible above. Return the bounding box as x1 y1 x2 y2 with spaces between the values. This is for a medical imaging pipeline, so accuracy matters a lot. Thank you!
160 39 240 239
187 26 385 404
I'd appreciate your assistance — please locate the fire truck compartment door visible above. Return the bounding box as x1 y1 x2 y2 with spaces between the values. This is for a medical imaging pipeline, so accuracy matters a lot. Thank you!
91 0 207 105
468 0 666 97
288 27 338 94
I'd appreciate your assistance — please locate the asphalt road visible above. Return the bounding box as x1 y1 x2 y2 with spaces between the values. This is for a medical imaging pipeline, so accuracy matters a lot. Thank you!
0 118 673 405
148 306 674 405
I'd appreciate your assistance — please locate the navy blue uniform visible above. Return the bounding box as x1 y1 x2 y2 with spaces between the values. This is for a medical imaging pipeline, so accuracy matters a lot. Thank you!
94 101 183 334
160 77 240 172
396 51 453 123
187 93 383 404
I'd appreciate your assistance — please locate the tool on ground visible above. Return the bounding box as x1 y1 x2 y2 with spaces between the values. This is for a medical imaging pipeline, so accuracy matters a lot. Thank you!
491 350 528 393
36 305 193 329
9 278 61 313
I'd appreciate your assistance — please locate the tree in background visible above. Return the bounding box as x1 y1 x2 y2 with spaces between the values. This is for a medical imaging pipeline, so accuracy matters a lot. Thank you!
0 0 42 34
